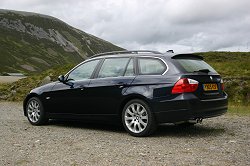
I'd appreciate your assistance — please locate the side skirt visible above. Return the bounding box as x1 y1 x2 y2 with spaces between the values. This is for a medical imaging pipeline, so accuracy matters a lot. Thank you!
48 113 120 124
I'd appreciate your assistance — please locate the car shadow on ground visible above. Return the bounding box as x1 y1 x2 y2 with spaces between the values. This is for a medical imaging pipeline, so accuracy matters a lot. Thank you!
48 120 126 133
47 120 225 137
153 124 225 137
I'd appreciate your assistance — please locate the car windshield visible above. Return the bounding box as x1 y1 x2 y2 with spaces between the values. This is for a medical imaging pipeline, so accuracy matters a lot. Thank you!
176 59 217 73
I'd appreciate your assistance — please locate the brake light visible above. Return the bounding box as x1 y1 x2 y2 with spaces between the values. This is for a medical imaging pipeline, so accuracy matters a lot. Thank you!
221 79 224 90
172 78 199 94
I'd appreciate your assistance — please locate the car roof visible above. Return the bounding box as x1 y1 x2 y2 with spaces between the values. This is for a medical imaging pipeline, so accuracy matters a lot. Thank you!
88 50 203 60
90 50 161 58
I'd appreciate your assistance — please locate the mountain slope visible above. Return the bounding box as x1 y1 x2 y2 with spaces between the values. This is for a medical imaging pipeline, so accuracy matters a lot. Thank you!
0 9 123 74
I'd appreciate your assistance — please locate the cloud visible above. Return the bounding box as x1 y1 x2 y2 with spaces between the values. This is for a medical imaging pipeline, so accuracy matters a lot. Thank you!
1 0 250 52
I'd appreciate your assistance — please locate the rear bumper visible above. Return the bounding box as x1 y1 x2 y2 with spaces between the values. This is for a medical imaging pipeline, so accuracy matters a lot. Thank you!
152 93 228 123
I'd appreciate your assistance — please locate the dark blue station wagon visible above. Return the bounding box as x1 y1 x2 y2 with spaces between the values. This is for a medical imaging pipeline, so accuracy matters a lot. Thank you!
24 50 228 136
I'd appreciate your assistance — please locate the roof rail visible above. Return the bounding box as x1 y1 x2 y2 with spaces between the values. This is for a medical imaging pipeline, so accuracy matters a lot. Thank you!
166 50 174 53
91 50 162 58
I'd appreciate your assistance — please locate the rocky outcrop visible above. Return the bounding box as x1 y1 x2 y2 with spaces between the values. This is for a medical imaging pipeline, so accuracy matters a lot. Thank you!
0 17 79 53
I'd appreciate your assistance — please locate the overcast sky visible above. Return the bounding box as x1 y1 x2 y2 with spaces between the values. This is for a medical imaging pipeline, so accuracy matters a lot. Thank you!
1 0 250 52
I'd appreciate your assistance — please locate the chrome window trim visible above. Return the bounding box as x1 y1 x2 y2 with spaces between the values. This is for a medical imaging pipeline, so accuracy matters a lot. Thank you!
137 56 169 76
64 55 169 79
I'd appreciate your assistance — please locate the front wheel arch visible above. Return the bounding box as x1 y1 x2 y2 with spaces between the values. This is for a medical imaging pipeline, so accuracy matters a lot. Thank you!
25 96 48 125
23 93 39 116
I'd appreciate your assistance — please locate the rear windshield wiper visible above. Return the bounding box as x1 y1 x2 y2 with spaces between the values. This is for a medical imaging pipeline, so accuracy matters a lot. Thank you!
193 69 210 73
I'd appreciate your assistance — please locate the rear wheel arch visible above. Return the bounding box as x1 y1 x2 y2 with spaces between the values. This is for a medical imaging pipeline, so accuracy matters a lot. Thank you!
118 95 151 118
121 98 157 136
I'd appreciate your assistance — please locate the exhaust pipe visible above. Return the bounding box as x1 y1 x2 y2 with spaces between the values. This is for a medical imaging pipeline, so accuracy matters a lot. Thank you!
175 118 203 125
188 118 203 124
195 118 203 123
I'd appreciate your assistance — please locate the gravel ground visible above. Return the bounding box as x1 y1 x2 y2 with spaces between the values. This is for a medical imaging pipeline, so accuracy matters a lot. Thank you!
0 102 249 166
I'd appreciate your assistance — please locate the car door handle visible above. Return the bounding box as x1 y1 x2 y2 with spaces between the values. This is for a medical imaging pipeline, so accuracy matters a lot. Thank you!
117 82 128 88
78 85 86 91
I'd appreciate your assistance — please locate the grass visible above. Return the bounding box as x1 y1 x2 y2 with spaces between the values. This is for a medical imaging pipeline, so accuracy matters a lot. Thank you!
199 52 250 77
228 105 250 116
0 64 74 101
198 52 250 106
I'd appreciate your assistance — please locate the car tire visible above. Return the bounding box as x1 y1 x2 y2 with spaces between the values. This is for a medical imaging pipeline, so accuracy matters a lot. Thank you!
26 97 48 125
122 99 157 137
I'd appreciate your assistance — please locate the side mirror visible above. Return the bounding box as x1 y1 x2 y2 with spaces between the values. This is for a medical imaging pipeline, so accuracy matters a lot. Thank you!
58 75 65 82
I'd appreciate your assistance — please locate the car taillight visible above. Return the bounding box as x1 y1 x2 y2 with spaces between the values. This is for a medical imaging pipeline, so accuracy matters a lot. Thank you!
172 78 199 94
221 79 224 91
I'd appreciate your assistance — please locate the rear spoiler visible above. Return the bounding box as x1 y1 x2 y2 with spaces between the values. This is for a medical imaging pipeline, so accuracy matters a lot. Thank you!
171 54 203 60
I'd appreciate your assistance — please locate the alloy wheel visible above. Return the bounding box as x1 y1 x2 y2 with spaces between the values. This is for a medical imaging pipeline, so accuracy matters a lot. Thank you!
124 103 148 133
27 99 41 123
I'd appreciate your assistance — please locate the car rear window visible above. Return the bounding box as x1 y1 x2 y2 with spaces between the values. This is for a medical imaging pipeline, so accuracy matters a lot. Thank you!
176 59 217 73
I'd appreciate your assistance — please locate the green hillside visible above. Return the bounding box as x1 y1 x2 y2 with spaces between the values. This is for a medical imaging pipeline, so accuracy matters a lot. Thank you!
0 64 75 101
0 9 123 74
199 52 250 77
199 52 250 105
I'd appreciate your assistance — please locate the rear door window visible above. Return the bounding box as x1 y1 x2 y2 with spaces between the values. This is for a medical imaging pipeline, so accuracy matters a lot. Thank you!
176 59 217 73
98 58 130 78
138 58 166 75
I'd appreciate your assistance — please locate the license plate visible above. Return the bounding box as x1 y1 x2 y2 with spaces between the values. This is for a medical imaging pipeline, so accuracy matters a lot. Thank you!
203 83 218 91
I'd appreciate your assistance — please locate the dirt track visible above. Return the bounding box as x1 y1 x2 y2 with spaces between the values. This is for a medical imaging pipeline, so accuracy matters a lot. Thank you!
0 76 26 83
0 102 249 166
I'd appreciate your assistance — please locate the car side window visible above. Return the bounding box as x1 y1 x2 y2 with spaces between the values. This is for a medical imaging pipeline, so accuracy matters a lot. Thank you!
67 59 99 81
124 58 134 76
138 58 166 75
98 58 130 78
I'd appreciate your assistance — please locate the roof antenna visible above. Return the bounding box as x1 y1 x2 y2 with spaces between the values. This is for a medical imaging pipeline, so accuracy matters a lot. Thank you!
166 50 174 53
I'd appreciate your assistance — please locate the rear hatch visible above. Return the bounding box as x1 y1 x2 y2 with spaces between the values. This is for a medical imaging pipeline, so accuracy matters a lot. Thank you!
172 54 224 100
